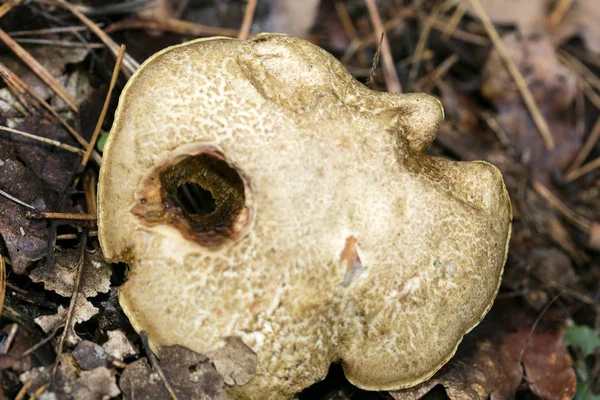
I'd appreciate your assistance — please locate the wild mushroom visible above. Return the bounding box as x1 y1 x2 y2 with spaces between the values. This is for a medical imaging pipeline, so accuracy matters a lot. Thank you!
98 34 512 398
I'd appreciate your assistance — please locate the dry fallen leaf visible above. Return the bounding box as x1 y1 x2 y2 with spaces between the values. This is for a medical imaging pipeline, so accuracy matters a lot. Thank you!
481 32 580 184
206 337 258 387
391 301 576 400
102 330 137 360
391 337 522 400
30 248 112 298
72 367 121 400
467 0 548 36
35 297 99 346
264 0 321 36
509 330 577 399
120 345 226 400
554 0 600 53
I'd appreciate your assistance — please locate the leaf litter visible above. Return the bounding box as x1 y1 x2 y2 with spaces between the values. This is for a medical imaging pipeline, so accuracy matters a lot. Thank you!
0 0 598 399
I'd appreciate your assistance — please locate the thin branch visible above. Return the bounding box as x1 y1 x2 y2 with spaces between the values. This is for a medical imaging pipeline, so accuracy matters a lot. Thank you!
364 0 401 92
238 0 257 40
50 234 87 388
0 29 78 112
0 64 101 165
532 181 592 232
468 0 555 150
0 188 35 210
27 212 96 221
140 331 179 400
54 0 139 78
81 45 124 169
0 125 84 154
566 117 600 176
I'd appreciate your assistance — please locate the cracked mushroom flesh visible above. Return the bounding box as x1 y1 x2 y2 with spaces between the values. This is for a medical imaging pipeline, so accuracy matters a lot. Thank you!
98 34 512 399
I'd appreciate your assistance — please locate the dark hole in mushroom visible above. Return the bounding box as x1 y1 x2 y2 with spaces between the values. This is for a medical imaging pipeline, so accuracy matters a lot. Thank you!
176 182 217 216
160 153 246 234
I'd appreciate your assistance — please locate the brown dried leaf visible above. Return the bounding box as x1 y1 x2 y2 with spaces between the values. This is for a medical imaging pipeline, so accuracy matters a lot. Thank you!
102 330 137 360
72 367 120 400
15 118 81 192
555 0 600 53
120 345 226 400
30 248 112 298
391 299 575 400
391 338 522 400
467 0 548 36
510 330 577 399
0 139 54 273
206 337 258 387
34 297 99 346
481 32 580 183
265 0 321 36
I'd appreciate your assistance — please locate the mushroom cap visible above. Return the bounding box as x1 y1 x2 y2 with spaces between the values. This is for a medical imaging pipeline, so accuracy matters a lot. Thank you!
98 34 512 399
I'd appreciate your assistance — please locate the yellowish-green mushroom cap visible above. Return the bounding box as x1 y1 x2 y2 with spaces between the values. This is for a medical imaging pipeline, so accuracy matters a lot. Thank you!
97 34 512 399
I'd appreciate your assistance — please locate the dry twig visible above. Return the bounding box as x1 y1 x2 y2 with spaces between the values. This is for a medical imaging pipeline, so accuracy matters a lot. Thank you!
106 17 239 37
468 0 555 150
50 235 87 388
238 0 257 40
80 45 124 169
27 212 97 221
0 126 84 154
54 0 139 77
140 331 179 400
364 0 401 92
0 64 102 165
0 29 79 112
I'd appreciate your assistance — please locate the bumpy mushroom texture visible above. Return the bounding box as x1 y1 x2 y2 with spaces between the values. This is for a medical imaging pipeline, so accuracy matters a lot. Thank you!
98 34 512 399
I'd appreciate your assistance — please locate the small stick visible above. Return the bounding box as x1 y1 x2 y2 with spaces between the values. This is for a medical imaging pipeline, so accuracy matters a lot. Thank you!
334 1 369 66
19 324 62 358
28 212 96 220
50 235 87 388
565 157 600 182
14 379 33 400
14 38 104 49
0 126 84 154
105 18 239 37
368 34 384 88
0 64 102 165
532 181 592 232
408 12 435 88
238 0 257 40
468 0 555 150
364 0 401 93
442 2 467 39
0 29 78 112
0 0 22 20
546 0 575 30
54 0 139 78
1 323 18 354
414 53 459 91
8 25 92 37
0 256 6 323
80 45 124 169
517 292 562 367
566 117 600 175
140 331 179 400
56 231 97 241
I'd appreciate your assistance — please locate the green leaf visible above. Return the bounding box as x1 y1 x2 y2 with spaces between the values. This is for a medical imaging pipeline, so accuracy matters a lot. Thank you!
575 377 600 400
96 132 109 153
564 325 600 357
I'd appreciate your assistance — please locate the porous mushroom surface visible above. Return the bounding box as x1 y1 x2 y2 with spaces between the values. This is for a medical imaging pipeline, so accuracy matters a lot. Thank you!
97 34 512 399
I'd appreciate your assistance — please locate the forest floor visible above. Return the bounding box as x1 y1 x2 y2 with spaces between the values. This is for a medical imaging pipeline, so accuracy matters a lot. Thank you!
0 0 598 399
